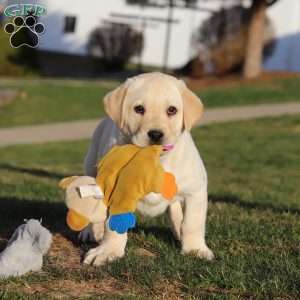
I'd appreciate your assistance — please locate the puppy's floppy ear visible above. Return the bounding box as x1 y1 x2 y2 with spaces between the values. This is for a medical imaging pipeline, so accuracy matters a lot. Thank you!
178 80 204 130
59 176 79 190
103 79 131 128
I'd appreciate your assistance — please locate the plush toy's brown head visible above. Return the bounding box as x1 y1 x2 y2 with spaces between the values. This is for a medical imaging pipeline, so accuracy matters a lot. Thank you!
59 176 107 231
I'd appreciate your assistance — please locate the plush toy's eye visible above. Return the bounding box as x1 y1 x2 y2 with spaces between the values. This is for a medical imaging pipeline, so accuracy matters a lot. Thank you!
167 106 177 116
134 105 145 115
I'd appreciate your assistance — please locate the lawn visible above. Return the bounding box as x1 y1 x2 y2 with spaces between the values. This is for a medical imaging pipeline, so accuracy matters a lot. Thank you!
0 79 112 128
0 76 300 128
0 116 299 299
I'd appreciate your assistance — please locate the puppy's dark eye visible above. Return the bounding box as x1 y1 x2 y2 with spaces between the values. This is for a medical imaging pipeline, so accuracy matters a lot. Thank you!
134 105 145 115
167 106 177 116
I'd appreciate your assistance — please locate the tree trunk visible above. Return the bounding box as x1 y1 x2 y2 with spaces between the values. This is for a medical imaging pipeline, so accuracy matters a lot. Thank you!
243 0 267 78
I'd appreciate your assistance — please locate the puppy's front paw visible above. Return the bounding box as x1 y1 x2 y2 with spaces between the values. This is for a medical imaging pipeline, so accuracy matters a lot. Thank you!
195 246 215 260
83 244 125 266
78 222 105 243
182 245 214 261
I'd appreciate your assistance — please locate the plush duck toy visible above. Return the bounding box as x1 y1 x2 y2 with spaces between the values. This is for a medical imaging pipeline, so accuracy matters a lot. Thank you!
60 145 177 234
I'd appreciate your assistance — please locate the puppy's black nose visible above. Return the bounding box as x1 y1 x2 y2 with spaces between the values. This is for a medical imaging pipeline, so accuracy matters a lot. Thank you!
147 130 164 143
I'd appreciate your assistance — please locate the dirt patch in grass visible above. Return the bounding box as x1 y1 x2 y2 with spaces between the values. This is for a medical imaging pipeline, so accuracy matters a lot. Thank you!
189 286 295 300
134 247 157 257
48 233 82 270
1 233 134 298
3 277 132 299
0 89 26 107
150 279 185 300
187 71 300 91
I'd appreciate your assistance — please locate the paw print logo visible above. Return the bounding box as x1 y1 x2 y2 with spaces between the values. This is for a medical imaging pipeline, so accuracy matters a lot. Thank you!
4 16 45 48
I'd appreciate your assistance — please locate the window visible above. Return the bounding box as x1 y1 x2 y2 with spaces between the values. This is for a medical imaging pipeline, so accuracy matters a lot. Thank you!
64 16 76 33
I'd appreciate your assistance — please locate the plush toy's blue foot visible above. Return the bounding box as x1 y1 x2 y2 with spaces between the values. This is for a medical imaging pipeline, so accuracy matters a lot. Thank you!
108 213 136 234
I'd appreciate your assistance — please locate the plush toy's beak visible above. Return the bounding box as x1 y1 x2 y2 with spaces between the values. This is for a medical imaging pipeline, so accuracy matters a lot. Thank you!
66 209 89 231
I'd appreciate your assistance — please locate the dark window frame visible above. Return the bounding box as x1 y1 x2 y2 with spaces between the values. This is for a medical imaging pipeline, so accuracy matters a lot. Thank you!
64 16 76 33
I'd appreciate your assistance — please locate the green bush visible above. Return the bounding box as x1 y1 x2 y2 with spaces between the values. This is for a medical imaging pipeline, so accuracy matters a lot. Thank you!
0 24 38 77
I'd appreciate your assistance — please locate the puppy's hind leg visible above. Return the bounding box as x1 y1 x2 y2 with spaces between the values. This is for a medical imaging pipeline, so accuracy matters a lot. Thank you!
168 199 183 241
78 222 105 243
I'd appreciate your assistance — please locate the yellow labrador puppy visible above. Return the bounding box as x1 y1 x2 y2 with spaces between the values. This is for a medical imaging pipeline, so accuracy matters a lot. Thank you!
81 72 214 266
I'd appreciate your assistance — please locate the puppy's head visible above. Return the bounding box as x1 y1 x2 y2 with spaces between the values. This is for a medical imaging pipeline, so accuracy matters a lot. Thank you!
103 72 203 147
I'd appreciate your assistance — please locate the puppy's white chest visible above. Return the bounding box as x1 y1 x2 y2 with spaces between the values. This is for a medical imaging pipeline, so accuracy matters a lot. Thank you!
137 193 169 217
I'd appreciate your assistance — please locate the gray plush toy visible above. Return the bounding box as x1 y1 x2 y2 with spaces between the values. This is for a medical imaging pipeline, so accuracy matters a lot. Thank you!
0 219 52 278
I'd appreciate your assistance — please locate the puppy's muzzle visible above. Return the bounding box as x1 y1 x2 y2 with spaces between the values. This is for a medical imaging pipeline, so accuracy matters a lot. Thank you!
147 129 164 144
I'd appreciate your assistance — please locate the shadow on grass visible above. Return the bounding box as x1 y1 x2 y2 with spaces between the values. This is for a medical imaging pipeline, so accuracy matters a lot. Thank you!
3 161 298 218
0 164 179 248
133 225 179 248
209 193 300 215
0 196 179 252
0 163 70 180
0 196 81 251
2 186 298 255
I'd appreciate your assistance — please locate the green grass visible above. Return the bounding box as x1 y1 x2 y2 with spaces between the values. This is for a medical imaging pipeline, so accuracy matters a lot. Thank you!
1 76 300 128
0 80 112 128
0 116 299 299
198 77 300 107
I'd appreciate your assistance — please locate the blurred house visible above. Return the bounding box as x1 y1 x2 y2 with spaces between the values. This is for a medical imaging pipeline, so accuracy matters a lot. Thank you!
2 0 300 76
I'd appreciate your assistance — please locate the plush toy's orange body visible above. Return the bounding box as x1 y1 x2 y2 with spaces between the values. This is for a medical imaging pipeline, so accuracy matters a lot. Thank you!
96 144 177 214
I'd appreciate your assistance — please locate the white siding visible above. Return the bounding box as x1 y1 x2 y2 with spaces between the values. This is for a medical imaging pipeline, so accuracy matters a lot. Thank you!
264 0 300 71
4 0 300 71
